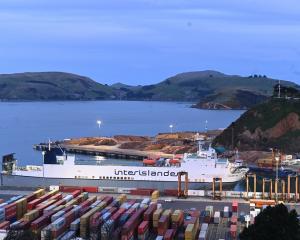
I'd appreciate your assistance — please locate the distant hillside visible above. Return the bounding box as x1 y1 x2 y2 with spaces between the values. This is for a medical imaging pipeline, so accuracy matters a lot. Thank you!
0 72 114 100
0 71 299 110
117 70 299 109
213 97 300 153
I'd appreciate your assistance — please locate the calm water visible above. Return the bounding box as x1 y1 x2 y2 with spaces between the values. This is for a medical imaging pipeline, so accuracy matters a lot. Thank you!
0 101 244 166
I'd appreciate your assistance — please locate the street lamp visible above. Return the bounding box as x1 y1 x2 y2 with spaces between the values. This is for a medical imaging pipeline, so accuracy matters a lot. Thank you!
42 151 46 187
275 155 279 203
169 124 173 133
96 120 102 136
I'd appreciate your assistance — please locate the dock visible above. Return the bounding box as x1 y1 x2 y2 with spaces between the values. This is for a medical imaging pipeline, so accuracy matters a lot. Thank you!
33 143 174 160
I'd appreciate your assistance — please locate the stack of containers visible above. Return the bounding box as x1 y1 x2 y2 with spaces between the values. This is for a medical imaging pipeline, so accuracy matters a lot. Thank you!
121 208 146 240
171 210 184 230
230 224 237 238
51 217 66 239
157 209 172 236
0 207 5 222
232 201 238 213
151 190 159 202
185 223 197 240
198 223 208 240
24 209 40 222
143 203 157 228
164 229 175 240
223 206 230 218
153 208 163 232
59 230 76 240
101 219 115 240
4 202 17 222
204 206 213 223
214 211 220 224
80 198 107 239
0 221 10 230
137 221 149 240
15 198 27 219
41 224 51 240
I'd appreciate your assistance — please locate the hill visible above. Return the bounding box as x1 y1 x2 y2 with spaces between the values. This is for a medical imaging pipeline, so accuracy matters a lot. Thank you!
213 97 300 153
0 71 299 109
115 70 298 109
0 72 114 101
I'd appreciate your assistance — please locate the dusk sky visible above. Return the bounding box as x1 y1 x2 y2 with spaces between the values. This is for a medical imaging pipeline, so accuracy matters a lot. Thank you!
1 0 300 85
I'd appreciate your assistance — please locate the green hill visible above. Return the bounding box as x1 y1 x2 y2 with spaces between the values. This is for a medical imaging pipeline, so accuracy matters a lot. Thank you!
213 97 300 153
0 72 114 100
117 70 298 109
0 71 299 110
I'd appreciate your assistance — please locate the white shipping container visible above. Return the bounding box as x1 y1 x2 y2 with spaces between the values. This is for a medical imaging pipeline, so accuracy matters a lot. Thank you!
198 230 206 240
49 185 59 191
201 223 208 232
214 211 220 224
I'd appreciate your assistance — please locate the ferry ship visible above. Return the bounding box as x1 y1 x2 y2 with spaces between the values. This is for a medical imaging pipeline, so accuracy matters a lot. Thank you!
1 140 248 190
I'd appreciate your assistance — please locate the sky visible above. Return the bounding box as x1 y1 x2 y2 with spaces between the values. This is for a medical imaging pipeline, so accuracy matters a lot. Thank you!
0 0 300 85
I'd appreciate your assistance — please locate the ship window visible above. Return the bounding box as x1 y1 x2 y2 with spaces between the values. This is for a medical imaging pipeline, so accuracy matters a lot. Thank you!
110 177 112 179
121 177 123 180
99 176 101 179
106 176 109 179
124 177 127 180
113 177 116 179
117 177 119 180
92 176 95 179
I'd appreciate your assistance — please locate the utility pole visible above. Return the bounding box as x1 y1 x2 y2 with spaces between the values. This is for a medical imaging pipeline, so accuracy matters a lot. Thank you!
278 80 281 98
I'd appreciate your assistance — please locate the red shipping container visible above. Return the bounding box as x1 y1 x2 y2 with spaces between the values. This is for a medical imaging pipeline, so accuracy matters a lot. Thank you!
164 189 178 197
164 229 175 240
59 186 83 193
143 203 157 221
28 198 43 210
0 221 10 230
138 221 149 235
31 215 51 230
65 210 75 225
232 201 238 212
82 186 98 193
122 208 146 237
50 193 62 201
52 224 67 239
54 199 66 207
25 193 37 202
230 224 237 238
71 190 81 198
158 215 170 236
231 215 238 225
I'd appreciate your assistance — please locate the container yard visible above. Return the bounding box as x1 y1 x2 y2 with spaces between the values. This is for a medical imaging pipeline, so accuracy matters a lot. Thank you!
0 186 275 240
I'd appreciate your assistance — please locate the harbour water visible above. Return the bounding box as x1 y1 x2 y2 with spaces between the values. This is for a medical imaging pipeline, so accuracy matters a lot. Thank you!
0 101 244 166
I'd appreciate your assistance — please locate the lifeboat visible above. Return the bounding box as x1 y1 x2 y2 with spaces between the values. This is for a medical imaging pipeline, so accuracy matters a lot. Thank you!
169 158 181 165
143 158 156 166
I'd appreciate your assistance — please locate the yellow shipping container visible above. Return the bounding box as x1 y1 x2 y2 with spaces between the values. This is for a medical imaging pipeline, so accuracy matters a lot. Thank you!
153 209 163 221
24 209 39 222
80 204 106 238
162 209 172 217
53 205 65 212
171 210 183 222
65 199 78 207
117 194 127 204
34 188 45 197
48 189 59 196
151 190 159 200
185 224 195 240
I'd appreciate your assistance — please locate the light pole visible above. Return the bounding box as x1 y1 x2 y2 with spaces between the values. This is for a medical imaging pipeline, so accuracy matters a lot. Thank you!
96 120 102 136
275 155 279 203
42 151 46 188
169 124 173 133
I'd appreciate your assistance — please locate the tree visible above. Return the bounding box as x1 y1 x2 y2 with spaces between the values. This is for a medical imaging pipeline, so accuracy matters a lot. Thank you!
4 230 38 240
240 204 300 240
